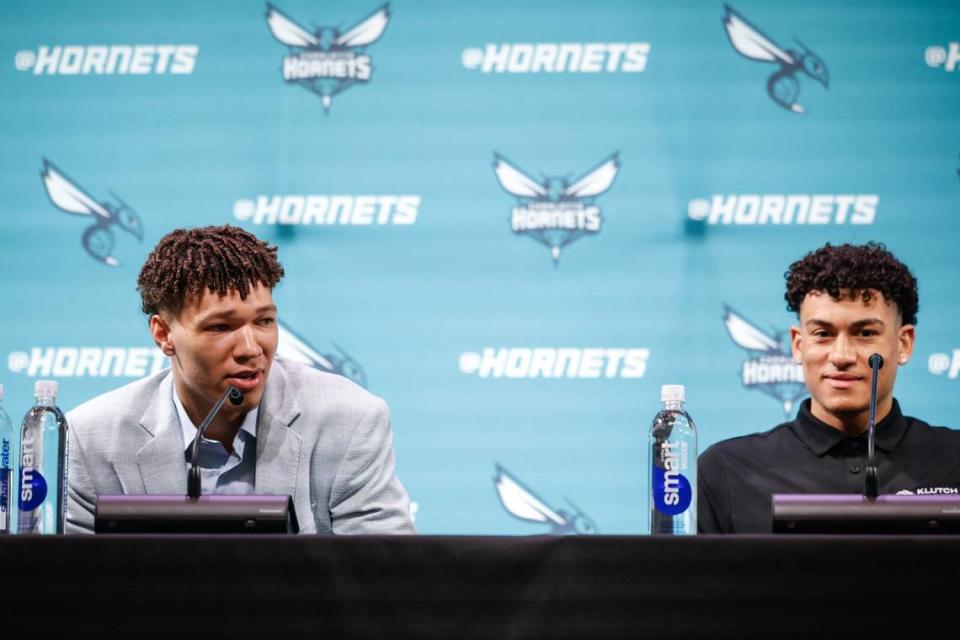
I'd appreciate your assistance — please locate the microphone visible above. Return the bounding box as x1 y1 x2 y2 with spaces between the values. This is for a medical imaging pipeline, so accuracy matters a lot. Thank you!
770 350 960 534
187 385 244 500
863 353 884 499
93 386 300 534
95 382 298 534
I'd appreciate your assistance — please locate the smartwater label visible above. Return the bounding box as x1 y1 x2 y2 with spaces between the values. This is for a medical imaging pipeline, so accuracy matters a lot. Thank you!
652 441 693 516
0 468 10 532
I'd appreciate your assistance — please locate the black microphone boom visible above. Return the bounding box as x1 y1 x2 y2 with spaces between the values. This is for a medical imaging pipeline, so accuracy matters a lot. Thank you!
864 353 883 498
773 351 960 534
94 384 298 534
188 385 243 500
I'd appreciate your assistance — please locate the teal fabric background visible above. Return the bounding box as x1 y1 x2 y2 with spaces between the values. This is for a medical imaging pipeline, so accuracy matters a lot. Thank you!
1 0 958 534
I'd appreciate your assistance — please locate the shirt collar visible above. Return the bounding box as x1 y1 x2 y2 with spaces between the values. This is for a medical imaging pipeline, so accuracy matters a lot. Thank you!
173 385 258 453
790 398 909 457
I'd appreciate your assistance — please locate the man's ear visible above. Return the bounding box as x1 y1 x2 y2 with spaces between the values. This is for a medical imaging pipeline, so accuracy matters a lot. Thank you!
790 325 803 363
149 314 176 356
897 323 916 365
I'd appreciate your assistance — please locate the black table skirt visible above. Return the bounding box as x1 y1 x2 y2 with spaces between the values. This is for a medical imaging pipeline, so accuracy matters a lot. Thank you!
2 534 956 638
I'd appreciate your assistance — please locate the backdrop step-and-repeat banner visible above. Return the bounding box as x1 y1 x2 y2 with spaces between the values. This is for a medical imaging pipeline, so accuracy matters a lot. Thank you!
1 0 958 534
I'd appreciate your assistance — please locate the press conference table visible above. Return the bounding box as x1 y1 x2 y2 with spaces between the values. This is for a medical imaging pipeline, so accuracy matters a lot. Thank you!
1 534 956 637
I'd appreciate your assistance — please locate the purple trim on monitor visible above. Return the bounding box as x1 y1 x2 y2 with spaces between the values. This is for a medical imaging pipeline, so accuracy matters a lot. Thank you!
94 494 299 534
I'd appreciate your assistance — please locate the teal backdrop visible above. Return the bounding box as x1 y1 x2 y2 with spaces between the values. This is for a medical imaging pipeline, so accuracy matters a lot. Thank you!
1 0 958 534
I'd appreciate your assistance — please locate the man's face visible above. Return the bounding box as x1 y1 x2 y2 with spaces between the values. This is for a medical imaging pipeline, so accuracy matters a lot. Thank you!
790 290 915 431
152 284 278 416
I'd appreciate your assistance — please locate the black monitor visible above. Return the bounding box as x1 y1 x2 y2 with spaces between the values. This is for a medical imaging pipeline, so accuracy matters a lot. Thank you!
94 494 299 534
772 494 960 534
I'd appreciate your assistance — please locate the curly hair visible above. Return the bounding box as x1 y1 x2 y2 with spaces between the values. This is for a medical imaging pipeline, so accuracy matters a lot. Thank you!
784 242 918 325
137 225 285 316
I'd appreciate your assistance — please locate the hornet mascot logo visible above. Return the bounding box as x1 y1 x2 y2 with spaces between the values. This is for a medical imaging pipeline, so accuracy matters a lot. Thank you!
276 320 368 388
40 159 143 267
722 4 829 113
493 153 619 265
266 3 390 111
723 305 807 417
493 464 597 534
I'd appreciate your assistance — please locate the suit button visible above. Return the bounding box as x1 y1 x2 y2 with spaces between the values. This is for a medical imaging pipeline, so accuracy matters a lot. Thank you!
850 465 861 474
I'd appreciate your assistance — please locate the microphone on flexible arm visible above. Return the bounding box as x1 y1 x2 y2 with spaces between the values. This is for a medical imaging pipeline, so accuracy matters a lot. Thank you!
863 353 883 499
95 384 298 534
187 385 245 499
772 350 960 533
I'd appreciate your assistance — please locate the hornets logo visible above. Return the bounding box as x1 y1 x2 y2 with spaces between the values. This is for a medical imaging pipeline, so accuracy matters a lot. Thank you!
722 4 828 113
40 159 143 267
265 3 390 111
276 321 368 388
723 305 806 417
493 153 619 265
493 464 597 534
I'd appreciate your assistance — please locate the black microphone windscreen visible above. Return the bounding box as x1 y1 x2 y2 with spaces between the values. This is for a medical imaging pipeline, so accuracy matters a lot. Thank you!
228 387 244 406
868 353 884 369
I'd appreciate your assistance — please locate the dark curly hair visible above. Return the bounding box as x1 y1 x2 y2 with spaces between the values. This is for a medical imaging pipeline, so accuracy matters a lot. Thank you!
784 242 918 325
137 225 285 316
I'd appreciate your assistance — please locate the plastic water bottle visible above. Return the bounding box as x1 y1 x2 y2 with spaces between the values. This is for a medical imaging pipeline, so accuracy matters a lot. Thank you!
17 380 69 535
0 384 16 534
649 384 697 535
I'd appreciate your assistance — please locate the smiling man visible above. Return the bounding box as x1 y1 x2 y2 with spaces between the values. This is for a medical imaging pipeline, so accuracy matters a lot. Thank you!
698 242 960 533
66 225 415 534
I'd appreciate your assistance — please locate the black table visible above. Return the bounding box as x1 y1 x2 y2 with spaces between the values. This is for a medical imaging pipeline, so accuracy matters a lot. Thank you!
1 534 956 638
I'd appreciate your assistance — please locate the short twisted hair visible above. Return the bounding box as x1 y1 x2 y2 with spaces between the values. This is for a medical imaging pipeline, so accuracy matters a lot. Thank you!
784 242 918 325
138 225 284 316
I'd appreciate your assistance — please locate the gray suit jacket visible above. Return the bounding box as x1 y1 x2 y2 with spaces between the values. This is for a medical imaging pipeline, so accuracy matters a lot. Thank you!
66 359 415 534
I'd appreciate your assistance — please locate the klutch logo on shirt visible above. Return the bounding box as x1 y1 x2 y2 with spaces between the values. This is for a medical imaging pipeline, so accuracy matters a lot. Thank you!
493 153 620 264
13 45 197 75
265 3 389 111
896 487 960 496
277 321 368 388
723 305 806 417
40 159 144 267
493 464 597 534
722 4 828 113
461 42 650 74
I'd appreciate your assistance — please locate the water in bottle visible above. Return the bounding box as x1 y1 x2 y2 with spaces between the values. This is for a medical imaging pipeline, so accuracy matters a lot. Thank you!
17 380 69 535
649 384 697 535
0 384 15 534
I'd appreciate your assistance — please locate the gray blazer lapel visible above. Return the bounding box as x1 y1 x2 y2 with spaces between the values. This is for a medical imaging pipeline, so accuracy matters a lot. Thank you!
256 361 302 500
137 374 188 494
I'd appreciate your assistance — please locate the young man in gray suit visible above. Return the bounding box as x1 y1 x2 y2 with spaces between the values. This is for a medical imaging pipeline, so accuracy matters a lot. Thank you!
66 225 415 534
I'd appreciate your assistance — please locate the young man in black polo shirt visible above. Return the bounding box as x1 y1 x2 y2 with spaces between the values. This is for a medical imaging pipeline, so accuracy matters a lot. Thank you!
698 242 960 533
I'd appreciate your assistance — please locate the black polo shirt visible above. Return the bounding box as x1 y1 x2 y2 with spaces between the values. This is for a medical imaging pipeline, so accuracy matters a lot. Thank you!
698 399 960 533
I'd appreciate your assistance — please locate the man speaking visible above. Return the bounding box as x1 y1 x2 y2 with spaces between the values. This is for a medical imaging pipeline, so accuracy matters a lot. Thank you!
699 242 960 533
66 225 415 534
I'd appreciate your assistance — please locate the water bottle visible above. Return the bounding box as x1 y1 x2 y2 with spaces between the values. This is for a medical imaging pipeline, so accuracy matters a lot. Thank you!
17 380 69 535
0 384 16 534
649 384 697 535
